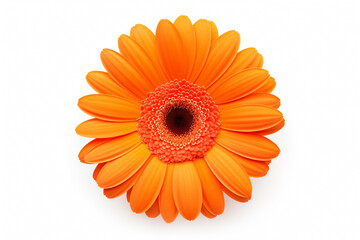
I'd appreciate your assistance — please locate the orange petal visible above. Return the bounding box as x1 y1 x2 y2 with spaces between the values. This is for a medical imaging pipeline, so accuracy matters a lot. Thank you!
130 24 169 81
222 148 270 178
216 48 263 84
118 35 165 88
78 138 107 163
78 94 140 122
209 21 219 42
156 19 186 81
254 119 285 135
145 198 160 218
84 132 141 163
256 77 276 93
174 16 196 80
103 171 139 199
126 189 132 203
159 163 178 223
208 69 269 104
100 49 153 99
222 184 249 203
173 161 202 221
103 159 150 199
195 31 240 88
86 71 139 102
219 105 283 132
96 144 151 188
130 156 167 213
187 20 211 83
258 54 264 68
218 93 280 111
75 119 137 138
93 163 106 180
193 158 224 215
215 129 280 161
201 205 217 219
204 144 252 198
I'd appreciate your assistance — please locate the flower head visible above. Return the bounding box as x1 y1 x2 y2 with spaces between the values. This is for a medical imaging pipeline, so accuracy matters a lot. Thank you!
76 15 284 222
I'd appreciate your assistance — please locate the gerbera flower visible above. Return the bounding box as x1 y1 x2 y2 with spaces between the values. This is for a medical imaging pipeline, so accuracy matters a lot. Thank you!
76 15 284 222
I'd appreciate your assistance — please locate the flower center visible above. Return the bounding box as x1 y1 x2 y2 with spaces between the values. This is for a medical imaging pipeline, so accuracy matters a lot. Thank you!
137 79 220 163
165 107 194 135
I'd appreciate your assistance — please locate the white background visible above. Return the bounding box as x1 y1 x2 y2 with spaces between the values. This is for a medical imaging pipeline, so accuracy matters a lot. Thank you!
1 0 359 239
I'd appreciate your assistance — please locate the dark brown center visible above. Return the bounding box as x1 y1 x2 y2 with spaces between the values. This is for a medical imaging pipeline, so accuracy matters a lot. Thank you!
165 107 194 135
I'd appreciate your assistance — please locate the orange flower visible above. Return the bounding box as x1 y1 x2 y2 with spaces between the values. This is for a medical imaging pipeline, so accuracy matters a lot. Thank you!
76 15 284 222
